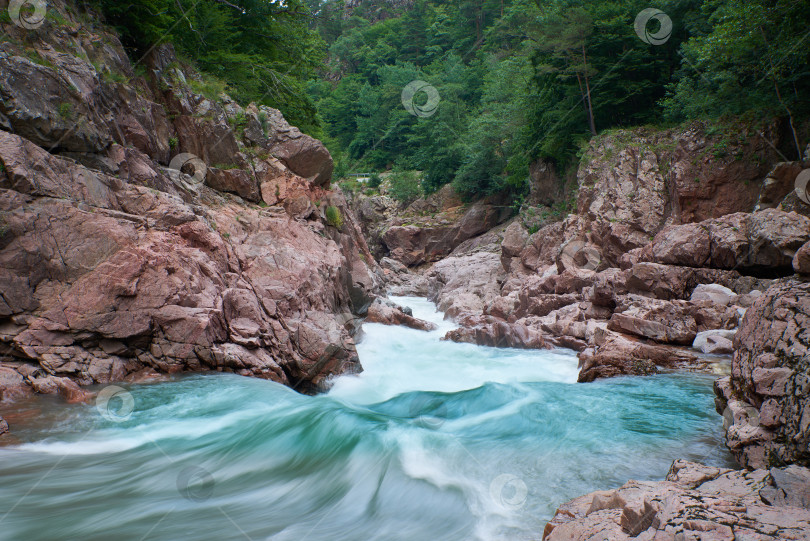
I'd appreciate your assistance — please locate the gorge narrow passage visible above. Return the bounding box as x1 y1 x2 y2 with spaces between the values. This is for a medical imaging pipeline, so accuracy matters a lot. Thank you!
0 297 733 541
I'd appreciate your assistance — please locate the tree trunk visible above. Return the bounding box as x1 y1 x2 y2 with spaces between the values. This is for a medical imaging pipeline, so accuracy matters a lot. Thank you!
575 73 591 133
581 44 596 136
760 26 802 159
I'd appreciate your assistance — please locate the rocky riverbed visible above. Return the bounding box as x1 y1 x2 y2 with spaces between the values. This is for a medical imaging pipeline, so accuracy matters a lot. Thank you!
1 1 810 539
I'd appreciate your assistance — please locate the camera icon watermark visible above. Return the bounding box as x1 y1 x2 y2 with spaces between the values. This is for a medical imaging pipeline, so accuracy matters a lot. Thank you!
169 152 207 184
489 473 528 511
401 80 440 118
8 0 47 29
176 466 215 502
95 385 135 422
722 403 760 431
409 394 447 429
634 8 672 46
795 169 810 205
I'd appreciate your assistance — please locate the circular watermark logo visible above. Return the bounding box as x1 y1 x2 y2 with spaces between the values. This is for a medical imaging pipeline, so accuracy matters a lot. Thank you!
559 240 601 271
169 152 207 184
795 169 810 205
8 0 47 29
95 385 135 422
409 394 448 429
176 466 215 502
722 403 760 431
489 473 528 511
401 80 440 118
634 8 672 45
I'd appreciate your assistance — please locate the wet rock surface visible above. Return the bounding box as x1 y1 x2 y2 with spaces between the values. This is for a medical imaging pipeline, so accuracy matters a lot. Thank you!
364 298 437 331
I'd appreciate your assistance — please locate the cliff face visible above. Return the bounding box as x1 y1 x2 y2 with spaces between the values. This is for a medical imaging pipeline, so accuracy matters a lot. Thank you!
0 0 383 403
715 279 810 469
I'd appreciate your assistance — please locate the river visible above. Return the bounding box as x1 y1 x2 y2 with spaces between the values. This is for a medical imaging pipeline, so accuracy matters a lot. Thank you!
0 296 733 540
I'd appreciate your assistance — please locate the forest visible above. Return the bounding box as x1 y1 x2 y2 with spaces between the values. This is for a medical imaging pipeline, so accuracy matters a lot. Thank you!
96 0 810 203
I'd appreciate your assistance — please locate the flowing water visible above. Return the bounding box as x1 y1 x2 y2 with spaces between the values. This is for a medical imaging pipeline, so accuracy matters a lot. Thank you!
0 297 734 540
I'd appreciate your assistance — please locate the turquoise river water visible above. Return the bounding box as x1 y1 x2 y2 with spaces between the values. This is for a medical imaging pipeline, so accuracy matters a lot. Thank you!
0 296 734 540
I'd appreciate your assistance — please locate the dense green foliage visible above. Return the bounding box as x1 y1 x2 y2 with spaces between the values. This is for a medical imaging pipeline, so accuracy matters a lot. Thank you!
308 0 809 199
94 0 810 201
325 205 344 227
93 0 325 132
387 169 423 204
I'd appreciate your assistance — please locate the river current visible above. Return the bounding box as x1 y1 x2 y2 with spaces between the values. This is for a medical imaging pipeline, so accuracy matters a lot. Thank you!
0 296 733 540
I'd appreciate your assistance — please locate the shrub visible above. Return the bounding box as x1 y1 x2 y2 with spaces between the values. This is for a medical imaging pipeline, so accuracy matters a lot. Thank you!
58 102 74 120
388 170 422 205
325 205 343 228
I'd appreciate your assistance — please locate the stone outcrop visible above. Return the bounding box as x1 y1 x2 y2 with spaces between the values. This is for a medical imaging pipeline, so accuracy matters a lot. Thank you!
379 257 429 296
250 105 333 186
0 0 383 407
0 127 378 398
575 123 786 265
544 460 810 540
714 279 810 469
795 241 810 275
638 209 810 275
349 184 512 267
364 298 436 331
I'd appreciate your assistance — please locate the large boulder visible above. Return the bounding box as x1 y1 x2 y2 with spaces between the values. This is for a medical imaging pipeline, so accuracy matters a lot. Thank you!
206 166 260 202
427 251 505 319
544 460 810 540
578 328 698 382
365 298 436 331
715 279 810 468
382 199 510 267
639 209 810 274
608 296 697 345
255 106 333 186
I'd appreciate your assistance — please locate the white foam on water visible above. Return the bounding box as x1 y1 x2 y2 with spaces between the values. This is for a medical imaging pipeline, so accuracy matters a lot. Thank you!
328 296 579 405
